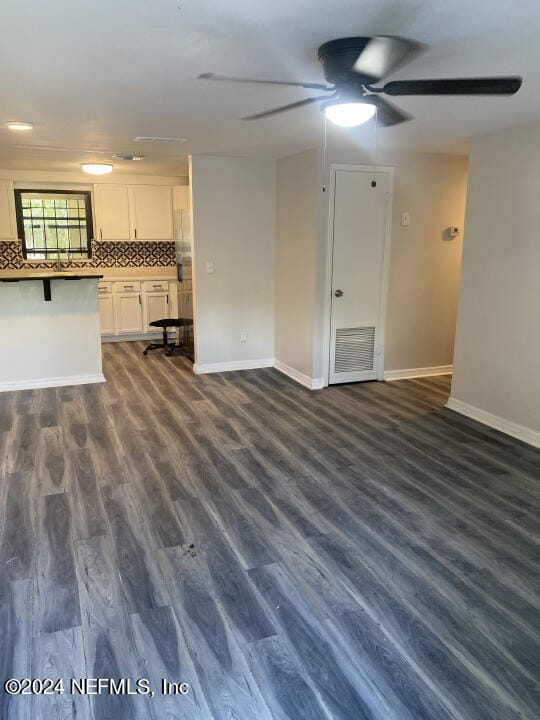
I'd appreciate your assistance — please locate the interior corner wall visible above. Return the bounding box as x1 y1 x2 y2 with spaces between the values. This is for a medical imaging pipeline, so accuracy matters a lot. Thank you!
450 122 540 438
312 147 468 378
274 148 321 379
190 155 275 369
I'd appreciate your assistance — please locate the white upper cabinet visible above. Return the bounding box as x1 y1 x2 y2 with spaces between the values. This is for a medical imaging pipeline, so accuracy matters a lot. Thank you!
94 185 131 241
173 185 190 211
129 185 173 240
94 183 174 241
0 180 17 240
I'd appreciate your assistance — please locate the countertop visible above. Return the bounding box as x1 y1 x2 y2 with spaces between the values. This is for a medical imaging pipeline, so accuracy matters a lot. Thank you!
0 271 103 281
0 267 177 280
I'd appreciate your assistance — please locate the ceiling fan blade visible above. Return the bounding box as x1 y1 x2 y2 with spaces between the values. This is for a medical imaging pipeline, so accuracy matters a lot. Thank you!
353 36 425 82
382 76 522 96
198 73 331 91
369 95 412 126
242 95 329 121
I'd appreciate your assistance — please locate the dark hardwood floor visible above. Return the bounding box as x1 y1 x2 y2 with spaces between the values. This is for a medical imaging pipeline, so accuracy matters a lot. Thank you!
1 341 539 719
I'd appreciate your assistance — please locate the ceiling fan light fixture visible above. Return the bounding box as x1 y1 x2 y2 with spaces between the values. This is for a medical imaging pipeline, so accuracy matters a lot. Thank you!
323 100 376 127
81 163 113 175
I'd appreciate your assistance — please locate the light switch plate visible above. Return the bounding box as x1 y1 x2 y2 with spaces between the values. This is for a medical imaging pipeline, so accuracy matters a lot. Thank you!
401 211 410 227
206 260 215 274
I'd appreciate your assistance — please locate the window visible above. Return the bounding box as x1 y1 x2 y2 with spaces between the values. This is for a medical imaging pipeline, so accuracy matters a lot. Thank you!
14 189 94 260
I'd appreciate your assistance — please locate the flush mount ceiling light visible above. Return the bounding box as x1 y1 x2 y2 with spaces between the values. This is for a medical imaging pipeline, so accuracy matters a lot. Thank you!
322 100 376 127
81 163 113 175
6 120 33 131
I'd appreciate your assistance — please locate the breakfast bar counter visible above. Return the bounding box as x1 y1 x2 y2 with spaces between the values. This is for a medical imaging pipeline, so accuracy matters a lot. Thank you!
0 272 105 391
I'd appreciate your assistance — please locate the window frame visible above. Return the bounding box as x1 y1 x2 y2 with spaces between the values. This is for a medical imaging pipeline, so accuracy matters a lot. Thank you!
14 188 94 261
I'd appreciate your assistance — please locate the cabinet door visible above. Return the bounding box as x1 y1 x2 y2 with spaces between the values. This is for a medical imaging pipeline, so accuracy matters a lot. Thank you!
143 291 169 331
168 282 178 317
0 180 17 239
113 292 143 333
95 185 131 240
129 186 173 240
98 295 115 335
172 185 190 211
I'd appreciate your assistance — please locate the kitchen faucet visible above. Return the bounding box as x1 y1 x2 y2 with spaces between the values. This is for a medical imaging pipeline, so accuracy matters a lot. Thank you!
54 252 72 272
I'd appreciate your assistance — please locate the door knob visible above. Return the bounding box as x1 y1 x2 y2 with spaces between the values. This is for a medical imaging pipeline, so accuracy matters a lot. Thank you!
334 289 344 297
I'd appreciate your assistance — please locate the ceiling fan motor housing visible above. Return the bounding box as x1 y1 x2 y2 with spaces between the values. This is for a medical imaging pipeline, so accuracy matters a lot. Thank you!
318 37 373 85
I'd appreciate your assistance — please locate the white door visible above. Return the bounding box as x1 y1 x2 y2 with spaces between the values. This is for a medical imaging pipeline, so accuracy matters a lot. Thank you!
94 185 131 240
129 186 173 240
114 293 143 333
98 295 115 335
329 166 392 384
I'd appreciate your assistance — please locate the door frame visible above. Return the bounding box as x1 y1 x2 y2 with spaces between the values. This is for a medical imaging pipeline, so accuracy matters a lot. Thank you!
322 163 394 386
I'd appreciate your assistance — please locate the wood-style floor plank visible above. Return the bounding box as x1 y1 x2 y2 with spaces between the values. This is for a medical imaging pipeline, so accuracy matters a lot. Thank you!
0 342 538 719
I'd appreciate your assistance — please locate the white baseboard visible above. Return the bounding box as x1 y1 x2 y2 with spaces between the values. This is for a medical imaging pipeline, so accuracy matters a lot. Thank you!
0 372 106 393
101 331 175 343
384 365 453 381
193 358 275 374
446 397 540 449
274 360 325 390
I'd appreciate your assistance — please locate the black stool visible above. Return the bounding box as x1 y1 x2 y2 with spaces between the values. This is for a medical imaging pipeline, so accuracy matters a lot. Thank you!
143 318 184 356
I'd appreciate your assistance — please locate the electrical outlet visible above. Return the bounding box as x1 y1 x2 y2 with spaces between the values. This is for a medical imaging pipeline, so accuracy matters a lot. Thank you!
240 330 247 342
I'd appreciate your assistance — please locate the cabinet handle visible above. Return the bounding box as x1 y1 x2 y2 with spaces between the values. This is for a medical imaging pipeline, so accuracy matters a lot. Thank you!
124 285 134 289
138 293 141 305
134 228 137 239
166 293 169 304
152 284 162 288
100 228 103 239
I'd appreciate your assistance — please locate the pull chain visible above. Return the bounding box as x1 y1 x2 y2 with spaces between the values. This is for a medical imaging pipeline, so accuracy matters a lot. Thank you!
370 106 378 187
322 113 328 192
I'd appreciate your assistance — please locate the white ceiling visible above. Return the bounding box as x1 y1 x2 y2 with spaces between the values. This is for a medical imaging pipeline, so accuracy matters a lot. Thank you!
1 0 539 176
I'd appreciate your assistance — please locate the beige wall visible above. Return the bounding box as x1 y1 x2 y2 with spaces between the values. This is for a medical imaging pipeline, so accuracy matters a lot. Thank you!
274 149 320 376
450 122 540 437
383 151 468 371
190 155 275 369
274 147 468 381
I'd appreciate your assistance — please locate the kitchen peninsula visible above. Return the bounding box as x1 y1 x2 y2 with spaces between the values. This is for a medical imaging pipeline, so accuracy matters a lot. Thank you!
0 271 104 391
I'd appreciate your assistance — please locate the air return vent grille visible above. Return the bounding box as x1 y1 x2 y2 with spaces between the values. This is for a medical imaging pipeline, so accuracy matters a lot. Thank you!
334 326 376 373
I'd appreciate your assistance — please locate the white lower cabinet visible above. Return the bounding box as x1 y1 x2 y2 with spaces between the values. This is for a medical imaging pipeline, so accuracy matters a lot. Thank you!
98 278 178 338
98 282 115 335
114 292 143 334
98 296 116 335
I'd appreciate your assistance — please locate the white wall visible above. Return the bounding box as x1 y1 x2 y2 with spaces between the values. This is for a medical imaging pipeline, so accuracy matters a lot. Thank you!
190 155 275 371
0 279 103 390
449 122 540 444
275 149 320 379
274 146 468 383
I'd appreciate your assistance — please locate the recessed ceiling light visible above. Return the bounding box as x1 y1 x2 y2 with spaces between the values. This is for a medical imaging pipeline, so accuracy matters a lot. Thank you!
81 163 113 175
6 121 33 131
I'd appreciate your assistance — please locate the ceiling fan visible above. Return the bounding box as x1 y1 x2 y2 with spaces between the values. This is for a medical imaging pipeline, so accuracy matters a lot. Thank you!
199 36 522 127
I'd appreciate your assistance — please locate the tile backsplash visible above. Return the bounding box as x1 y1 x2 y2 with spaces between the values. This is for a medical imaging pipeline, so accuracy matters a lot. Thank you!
0 239 176 270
